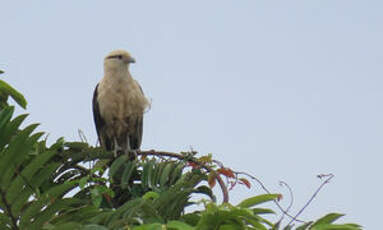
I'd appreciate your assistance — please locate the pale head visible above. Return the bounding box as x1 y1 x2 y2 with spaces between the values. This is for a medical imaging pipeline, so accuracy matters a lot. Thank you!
104 49 136 72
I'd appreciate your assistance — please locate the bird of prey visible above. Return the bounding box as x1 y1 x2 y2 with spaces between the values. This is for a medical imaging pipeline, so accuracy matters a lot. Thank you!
92 50 149 157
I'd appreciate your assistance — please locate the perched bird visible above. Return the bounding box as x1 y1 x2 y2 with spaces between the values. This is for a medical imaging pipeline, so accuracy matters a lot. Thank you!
92 50 149 157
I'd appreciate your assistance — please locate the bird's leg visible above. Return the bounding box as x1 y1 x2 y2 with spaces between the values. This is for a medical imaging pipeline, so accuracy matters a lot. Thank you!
124 137 137 160
113 138 123 157
113 139 118 157
129 149 138 161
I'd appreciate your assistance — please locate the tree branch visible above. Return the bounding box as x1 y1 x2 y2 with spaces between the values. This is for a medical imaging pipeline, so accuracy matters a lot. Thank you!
234 170 305 223
287 173 334 226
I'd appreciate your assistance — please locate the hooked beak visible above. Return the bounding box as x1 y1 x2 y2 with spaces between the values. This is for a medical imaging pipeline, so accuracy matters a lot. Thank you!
128 57 136 64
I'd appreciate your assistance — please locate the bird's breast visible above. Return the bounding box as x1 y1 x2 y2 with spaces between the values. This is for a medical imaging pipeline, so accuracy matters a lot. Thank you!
97 77 148 128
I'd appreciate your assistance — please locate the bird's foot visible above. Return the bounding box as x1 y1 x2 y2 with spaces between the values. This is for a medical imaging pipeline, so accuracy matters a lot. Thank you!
124 149 137 161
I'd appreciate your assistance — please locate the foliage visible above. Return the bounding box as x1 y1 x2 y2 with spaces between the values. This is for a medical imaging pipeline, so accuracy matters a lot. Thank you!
0 74 362 229
0 70 26 109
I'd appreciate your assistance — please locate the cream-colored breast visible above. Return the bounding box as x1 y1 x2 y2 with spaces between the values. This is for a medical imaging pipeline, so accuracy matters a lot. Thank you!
97 74 149 126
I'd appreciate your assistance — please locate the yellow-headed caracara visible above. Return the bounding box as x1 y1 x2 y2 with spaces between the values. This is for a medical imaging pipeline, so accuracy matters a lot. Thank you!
92 50 149 157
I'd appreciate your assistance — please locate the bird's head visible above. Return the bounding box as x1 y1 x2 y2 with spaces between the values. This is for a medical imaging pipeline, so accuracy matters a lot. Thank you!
104 49 136 72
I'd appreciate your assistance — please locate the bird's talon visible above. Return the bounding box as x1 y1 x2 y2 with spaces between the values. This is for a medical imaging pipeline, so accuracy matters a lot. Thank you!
124 150 137 161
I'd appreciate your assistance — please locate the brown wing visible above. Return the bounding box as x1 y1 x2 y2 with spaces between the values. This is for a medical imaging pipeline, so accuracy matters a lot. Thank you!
129 116 143 150
129 81 145 150
92 83 113 150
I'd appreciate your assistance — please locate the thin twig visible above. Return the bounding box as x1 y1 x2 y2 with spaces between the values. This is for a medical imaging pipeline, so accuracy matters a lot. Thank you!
235 170 305 223
278 181 294 223
77 129 88 143
287 173 334 226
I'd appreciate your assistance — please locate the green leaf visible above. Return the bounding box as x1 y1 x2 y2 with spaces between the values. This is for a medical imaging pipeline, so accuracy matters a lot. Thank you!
53 205 101 225
237 194 279 208
143 191 160 200
29 198 85 229
79 176 89 189
151 161 167 188
311 223 362 230
194 185 215 201
227 207 269 229
91 188 103 208
160 163 173 187
121 160 136 189
142 159 155 189
0 106 14 130
83 225 109 230
64 141 89 151
296 221 313 230
0 113 28 149
2 131 44 189
20 181 78 227
218 224 242 230
0 79 27 109
0 213 11 227
169 162 185 185
109 155 128 178
7 150 57 204
48 222 83 230
10 162 61 215
181 213 200 226
50 137 65 150
0 123 40 186
147 159 156 189
311 213 345 227
252 208 275 215
167 220 195 230
33 162 61 188
133 223 162 230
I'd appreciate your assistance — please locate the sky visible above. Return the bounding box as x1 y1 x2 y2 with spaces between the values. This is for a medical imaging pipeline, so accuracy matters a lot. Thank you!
1 1 382 228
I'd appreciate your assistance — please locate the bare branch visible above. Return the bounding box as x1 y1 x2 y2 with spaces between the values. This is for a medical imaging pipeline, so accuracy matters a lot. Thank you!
287 173 335 226
278 181 294 223
234 170 305 223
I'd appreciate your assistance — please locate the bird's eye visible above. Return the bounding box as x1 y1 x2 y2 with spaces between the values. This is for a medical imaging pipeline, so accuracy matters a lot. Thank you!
117 55 123 59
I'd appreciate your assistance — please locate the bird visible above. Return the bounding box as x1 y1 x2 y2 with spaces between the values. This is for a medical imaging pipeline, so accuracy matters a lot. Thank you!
92 50 150 158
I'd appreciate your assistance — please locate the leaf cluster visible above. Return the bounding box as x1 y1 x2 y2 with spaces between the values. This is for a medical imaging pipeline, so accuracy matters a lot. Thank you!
0 75 362 230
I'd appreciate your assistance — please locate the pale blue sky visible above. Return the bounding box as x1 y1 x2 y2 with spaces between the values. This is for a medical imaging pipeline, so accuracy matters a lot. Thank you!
1 1 382 228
